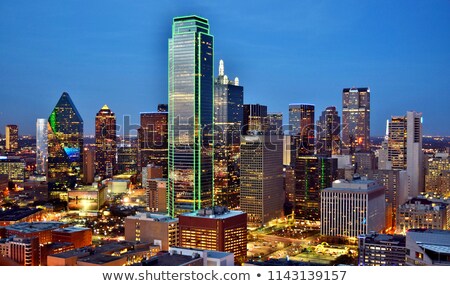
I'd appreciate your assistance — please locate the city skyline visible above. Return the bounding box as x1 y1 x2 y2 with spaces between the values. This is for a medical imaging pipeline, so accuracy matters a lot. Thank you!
1 1 450 136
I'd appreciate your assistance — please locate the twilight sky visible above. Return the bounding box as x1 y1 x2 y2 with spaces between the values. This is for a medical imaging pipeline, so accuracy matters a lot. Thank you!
1 0 449 136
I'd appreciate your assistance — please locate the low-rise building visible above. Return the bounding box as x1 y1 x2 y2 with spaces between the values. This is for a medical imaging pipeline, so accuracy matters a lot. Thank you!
357 232 406 266
405 229 450 266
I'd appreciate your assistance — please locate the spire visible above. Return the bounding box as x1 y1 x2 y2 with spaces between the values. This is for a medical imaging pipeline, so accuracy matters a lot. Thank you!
219 59 224 76
101 104 110 110
234 77 239 86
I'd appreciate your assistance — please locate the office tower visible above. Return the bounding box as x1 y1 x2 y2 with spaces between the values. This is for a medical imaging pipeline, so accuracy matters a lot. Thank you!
240 135 284 226
425 153 450 197
316 106 341 156
0 237 39 266
283 135 292 166
361 169 409 231
354 151 376 173
168 15 214 217
117 141 138 174
268 112 283 135
284 166 296 209
405 229 450 266
0 157 25 182
157 104 168 112
294 156 337 221
242 104 268 135
82 146 95 184
47 92 83 199
36 119 48 175
147 179 167 212
124 213 178 251
178 206 247 265
388 111 424 197
342 87 370 154
142 164 163 189
214 59 243 209
377 122 392 170
397 198 449 233
138 111 168 177
289 104 315 155
95 105 117 178
5 125 19 153
321 178 385 237
357 233 406 266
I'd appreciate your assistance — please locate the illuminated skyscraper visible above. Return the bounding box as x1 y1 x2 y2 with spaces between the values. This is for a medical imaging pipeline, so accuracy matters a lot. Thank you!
388 111 423 197
5 125 18 153
268 112 283 135
316 106 341 156
214 59 243 209
240 135 284 226
95 105 117 178
289 104 314 156
294 156 337 221
168 15 214 216
242 104 267 135
342 87 370 154
36 119 48 175
138 110 168 177
47 92 83 199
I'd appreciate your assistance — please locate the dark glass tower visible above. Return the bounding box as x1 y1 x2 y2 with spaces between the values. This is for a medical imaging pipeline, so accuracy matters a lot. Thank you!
316 106 341 156
47 92 83 199
289 104 315 160
342 87 370 154
138 110 168 177
242 104 268 135
168 15 214 217
214 59 243 209
294 156 337 221
95 105 117 178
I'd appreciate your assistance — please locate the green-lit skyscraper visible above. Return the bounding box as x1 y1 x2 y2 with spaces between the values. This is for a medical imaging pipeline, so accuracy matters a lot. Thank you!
47 92 84 199
168 15 214 217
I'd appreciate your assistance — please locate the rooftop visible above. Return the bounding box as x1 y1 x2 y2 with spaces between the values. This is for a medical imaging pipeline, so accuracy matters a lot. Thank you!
324 177 383 193
180 206 245 220
127 212 178 223
0 208 42 222
5 222 65 233
52 226 91 234
141 253 202 266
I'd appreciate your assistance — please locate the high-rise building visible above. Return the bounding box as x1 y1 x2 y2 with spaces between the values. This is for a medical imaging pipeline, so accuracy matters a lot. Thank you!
425 153 450 198
147 179 167 213
268 112 283 135
388 111 424 197
405 229 450 266
0 157 25 183
294 156 337 221
240 135 284 226
342 87 370 154
138 111 168 177
47 92 83 199
168 15 214 217
82 146 95 184
397 198 449 233
354 151 376 173
321 178 386 237
124 213 178 251
117 142 138 174
357 233 406 266
214 59 243 209
316 106 341 156
36 119 48 175
289 104 315 155
178 206 247 265
242 104 268 135
95 105 117 178
5 125 19 153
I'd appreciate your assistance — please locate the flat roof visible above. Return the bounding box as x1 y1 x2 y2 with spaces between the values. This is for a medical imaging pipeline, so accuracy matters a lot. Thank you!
207 251 232 259
127 212 178 223
78 254 125 265
143 253 202 266
52 226 91 234
181 210 245 220
0 208 42 222
5 222 65 233
323 179 383 194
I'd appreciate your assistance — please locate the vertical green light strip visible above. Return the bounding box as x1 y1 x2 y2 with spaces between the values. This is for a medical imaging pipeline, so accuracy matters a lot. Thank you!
196 31 202 211
168 22 175 218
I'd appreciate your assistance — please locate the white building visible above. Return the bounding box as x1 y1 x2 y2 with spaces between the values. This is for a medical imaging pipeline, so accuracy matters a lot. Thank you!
406 229 450 266
321 178 386 237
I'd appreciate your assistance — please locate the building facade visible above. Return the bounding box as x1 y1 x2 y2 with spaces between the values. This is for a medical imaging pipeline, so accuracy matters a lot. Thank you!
242 104 267 135
357 232 406 266
36 119 48 175
397 198 449 233
95 105 117 178
168 15 214 216
5 125 19 153
316 106 341 156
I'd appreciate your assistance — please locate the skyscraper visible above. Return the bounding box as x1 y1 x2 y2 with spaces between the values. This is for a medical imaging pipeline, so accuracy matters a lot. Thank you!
289 104 315 156
168 15 214 216
268 112 283 135
342 87 370 154
240 135 284 226
138 110 168 177
36 119 48 175
5 125 18 153
214 59 243 209
242 104 268 135
95 105 117 178
294 156 337 221
47 92 83 199
388 111 424 197
316 106 341 156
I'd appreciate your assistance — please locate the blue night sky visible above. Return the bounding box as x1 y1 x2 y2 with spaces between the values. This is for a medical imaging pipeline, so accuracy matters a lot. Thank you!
1 0 449 136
